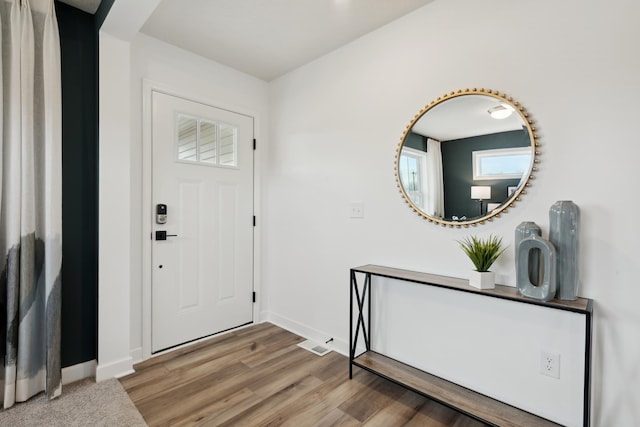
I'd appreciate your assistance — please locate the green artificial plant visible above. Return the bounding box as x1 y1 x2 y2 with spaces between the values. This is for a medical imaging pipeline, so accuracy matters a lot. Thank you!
458 235 507 272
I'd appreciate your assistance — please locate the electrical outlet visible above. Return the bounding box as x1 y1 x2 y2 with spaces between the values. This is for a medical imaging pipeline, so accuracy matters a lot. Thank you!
349 201 364 218
540 351 560 379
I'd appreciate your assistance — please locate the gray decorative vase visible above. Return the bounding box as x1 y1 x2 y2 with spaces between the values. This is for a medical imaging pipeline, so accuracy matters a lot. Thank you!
549 200 580 300
516 235 557 302
515 221 542 290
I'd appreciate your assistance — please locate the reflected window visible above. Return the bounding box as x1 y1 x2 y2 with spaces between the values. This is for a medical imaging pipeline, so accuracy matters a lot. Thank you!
472 147 531 180
176 114 237 167
399 147 426 209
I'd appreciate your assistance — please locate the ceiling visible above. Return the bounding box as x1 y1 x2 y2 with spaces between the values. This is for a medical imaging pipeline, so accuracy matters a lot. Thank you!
64 0 514 141
59 0 102 14
139 0 434 81
60 0 434 81
411 95 525 141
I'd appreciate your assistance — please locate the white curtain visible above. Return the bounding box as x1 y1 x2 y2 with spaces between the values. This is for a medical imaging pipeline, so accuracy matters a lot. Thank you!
0 0 62 408
425 138 444 218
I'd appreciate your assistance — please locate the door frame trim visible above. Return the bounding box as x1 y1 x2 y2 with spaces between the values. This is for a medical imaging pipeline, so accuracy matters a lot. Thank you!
141 79 261 361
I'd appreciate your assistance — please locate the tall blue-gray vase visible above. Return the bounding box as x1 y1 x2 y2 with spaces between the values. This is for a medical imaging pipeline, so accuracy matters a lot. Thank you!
515 221 542 290
549 201 580 300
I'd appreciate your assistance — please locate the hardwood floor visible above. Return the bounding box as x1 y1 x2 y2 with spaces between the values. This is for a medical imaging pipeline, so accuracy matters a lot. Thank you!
120 323 487 426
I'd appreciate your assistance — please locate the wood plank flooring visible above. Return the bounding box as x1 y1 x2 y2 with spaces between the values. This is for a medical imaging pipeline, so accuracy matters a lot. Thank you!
120 323 487 426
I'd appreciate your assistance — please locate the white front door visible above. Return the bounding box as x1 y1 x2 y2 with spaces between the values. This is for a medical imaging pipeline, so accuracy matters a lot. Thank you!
151 91 254 353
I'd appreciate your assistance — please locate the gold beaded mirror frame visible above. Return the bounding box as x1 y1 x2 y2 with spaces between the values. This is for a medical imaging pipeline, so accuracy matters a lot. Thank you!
395 88 540 228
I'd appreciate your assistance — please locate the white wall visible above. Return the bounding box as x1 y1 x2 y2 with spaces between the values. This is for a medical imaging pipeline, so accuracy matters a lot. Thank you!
98 0 268 373
370 276 586 425
97 31 133 380
265 0 640 425
128 33 269 359
97 0 164 382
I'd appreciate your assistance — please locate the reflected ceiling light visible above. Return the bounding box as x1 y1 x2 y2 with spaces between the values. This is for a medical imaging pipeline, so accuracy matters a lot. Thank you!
488 103 515 119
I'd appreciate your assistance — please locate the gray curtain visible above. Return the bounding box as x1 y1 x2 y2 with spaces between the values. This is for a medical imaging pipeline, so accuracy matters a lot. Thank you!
0 0 62 409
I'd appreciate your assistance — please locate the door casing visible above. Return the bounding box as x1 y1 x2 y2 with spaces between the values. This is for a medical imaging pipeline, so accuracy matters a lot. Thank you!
140 79 262 361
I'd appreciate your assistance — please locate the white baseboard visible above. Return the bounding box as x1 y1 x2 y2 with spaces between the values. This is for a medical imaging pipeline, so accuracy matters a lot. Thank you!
62 360 97 385
260 311 348 356
130 347 143 364
96 356 134 382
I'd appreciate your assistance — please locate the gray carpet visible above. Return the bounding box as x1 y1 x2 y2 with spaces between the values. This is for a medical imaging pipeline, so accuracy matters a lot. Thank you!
0 378 147 426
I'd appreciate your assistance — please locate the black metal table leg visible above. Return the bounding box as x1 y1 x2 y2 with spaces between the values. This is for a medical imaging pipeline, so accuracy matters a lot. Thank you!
350 270 371 378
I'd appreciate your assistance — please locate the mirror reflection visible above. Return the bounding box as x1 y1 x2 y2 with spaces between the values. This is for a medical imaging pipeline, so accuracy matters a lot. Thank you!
396 89 538 227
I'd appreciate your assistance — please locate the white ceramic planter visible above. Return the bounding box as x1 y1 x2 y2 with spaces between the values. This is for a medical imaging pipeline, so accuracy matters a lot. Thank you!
469 270 495 289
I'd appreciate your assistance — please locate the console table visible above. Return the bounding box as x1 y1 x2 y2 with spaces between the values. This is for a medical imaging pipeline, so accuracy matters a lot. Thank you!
349 264 593 427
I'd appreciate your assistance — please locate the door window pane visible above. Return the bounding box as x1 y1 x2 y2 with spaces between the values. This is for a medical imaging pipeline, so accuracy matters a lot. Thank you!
176 114 238 167
177 115 197 161
219 124 237 166
199 120 218 164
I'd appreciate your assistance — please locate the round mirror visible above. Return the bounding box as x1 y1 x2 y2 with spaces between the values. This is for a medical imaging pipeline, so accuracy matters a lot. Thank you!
395 88 540 228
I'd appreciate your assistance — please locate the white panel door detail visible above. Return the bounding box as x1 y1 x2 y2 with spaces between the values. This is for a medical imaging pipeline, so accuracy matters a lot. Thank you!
151 91 254 353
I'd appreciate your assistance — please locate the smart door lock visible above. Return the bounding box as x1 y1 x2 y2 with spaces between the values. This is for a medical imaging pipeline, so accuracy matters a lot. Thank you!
156 204 167 224
155 204 177 240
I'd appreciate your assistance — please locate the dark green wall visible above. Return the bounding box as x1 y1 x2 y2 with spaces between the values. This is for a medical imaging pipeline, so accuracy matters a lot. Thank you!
57 1 98 368
441 129 530 220
95 0 115 29
404 132 427 152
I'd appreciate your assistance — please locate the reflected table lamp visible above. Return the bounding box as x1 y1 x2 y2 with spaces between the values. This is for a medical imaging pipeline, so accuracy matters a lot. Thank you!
471 186 491 216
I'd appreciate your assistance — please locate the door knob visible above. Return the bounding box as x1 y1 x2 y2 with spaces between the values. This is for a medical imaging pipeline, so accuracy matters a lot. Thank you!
155 231 178 241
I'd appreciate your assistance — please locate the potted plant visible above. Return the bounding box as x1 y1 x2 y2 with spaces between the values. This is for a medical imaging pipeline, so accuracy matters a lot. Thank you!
458 235 507 289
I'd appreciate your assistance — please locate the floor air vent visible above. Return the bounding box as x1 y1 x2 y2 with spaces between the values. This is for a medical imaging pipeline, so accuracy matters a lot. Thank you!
297 340 331 356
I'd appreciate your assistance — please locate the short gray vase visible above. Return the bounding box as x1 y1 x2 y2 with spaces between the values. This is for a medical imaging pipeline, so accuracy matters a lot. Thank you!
515 221 542 291
549 200 580 300
516 235 557 302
